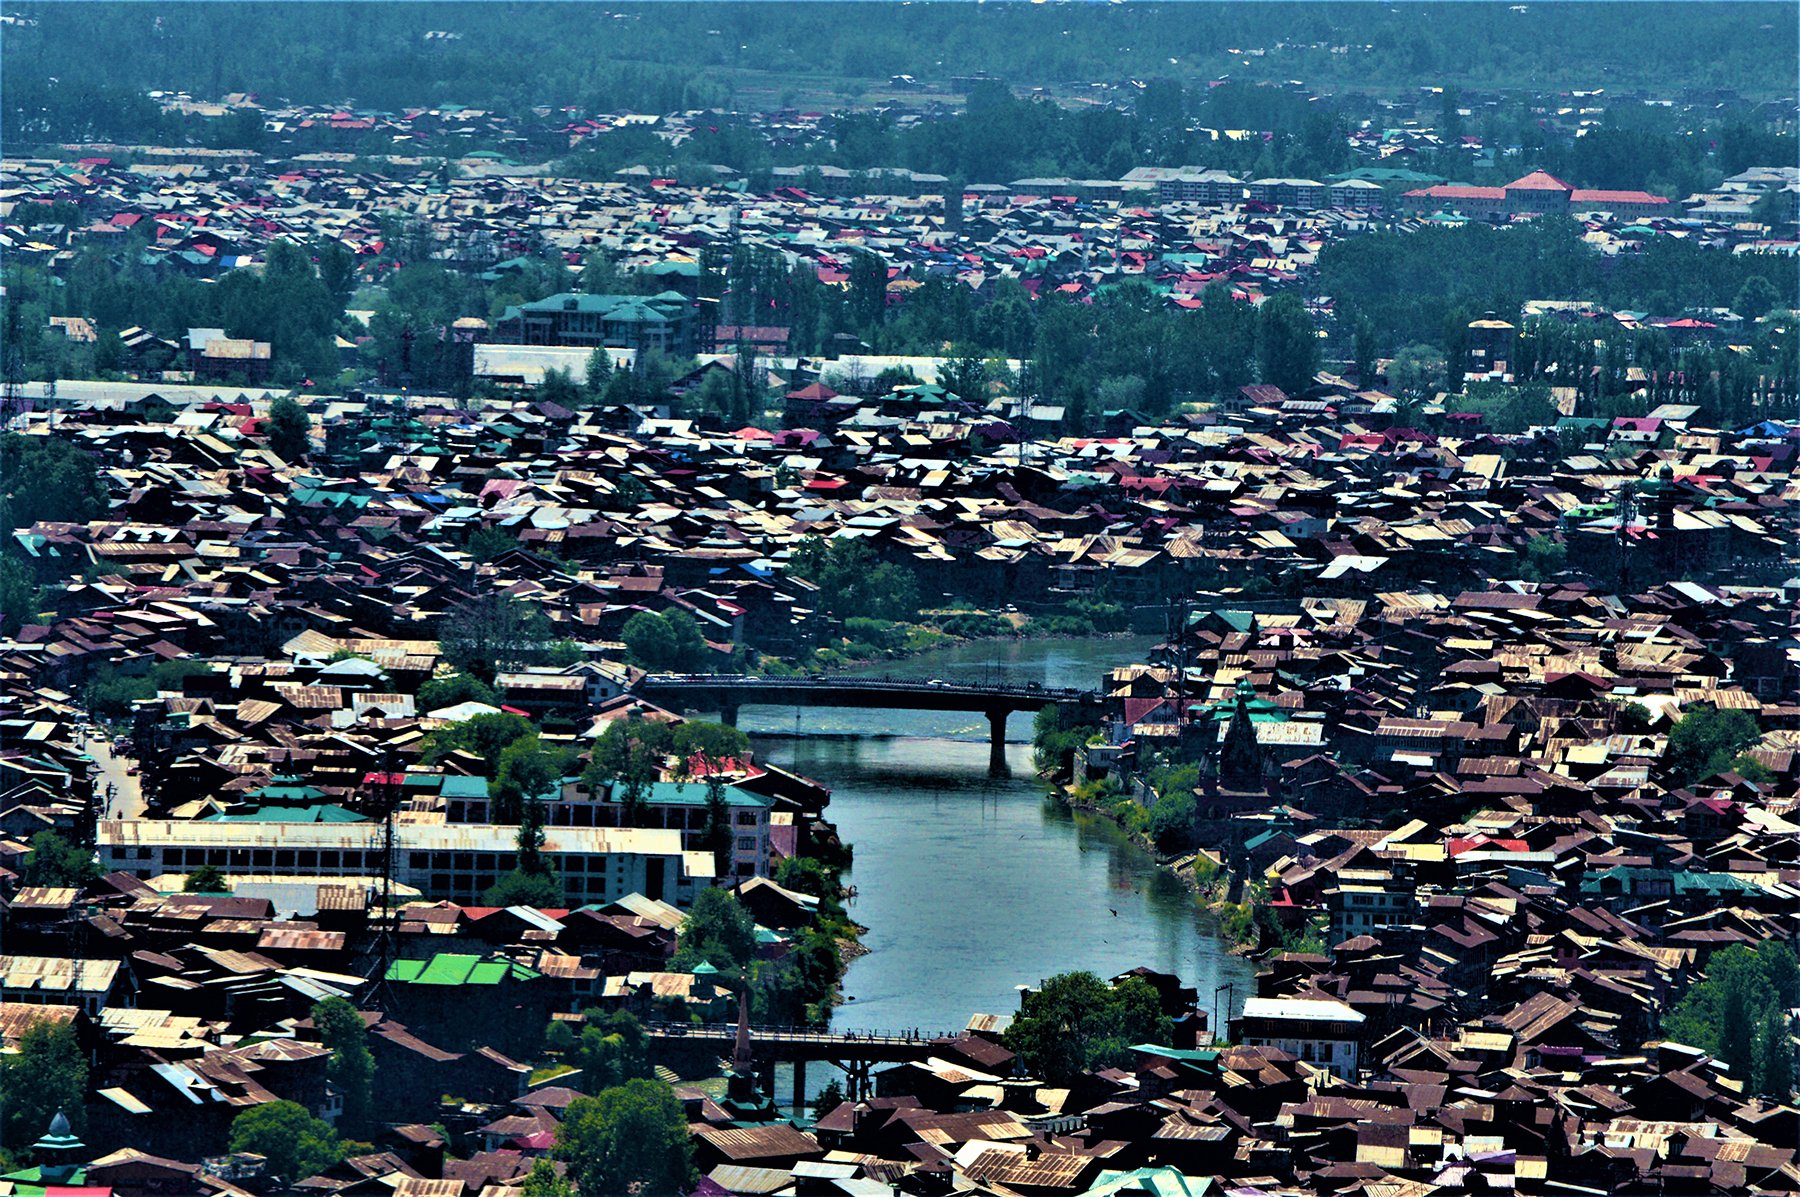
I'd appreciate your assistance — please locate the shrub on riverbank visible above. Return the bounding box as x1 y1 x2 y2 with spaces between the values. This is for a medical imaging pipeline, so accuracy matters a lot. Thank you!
1034 704 1100 777
1149 790 1197 853
936 611 1015 639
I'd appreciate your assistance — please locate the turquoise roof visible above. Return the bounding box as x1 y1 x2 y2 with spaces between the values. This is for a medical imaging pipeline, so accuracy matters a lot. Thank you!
635 781 773 809
209 803 366 823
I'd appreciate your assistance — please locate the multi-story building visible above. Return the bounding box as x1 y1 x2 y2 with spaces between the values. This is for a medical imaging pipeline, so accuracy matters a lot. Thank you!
491 292 697 357
1326 869 1416 943
98 818 712 906
1401 170 1671 220
1231 997 1368 1076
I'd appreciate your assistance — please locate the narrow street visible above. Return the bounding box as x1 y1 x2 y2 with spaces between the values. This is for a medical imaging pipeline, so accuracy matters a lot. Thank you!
84 730 144 821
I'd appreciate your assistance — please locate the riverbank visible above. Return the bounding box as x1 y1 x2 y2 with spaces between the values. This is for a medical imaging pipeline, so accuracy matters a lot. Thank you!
1058 781 1263 955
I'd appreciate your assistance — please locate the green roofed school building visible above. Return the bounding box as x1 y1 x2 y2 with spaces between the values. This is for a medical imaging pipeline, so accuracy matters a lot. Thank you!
491 291 698 356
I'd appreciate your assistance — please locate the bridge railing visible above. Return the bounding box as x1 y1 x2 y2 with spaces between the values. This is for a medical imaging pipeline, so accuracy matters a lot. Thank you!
643 1020 958 1045
640 674 1095 702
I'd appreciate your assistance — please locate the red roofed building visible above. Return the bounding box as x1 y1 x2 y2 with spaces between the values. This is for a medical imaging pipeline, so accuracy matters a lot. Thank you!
1402 170 1669 220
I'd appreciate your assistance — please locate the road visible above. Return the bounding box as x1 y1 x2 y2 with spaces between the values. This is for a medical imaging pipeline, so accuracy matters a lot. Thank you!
84 730 144 820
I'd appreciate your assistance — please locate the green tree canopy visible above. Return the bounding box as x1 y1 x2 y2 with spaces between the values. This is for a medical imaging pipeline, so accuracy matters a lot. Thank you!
1 1017 88 1150
416 669 498 714
568 1008 652 1093
620 609 710 672
184 863 231 894
491 734 570 822
672 886 757 973
423 711 535 770
0 433 108 537
586 715 674 826
229 1100 343 1184
787 536 922 624
1663 942 1798 1099
520 1158 574 1197
1664 705 1762 788
1002 971 1173 1085
266 395 312 460
555 1078 695 1197
1255 293 1319 396
311 997 376 1136
23 830 100 889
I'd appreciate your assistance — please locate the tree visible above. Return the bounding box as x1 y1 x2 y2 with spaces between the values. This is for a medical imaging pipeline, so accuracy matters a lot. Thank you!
0 433 108 537
672 722 750 872
1386 343 1447 399
229 1100 343 1183
619 610 674 670
520 1158 574 1197
1149 789 1197 853
586 715 673 827
786 537 921 624
1256 294 1318 396
555 1079 695 1197
672 887 757 973
1664 705 1761 787
1663 943 1799 1098
1032 704 1098 778
311 998 376 1137
23 830 99 889
1352 315 1379 385
813 1078 845 1116
584 349 614 400
484 866 562 908
1518 535 1568 582
1733 275 1780 321
1 1017 88 1150
416 670 497 714
485 793 562 906
939 346 989 404
620 609 709 672
1002 971 1172 1084
491 734 567 822
0 557 41 637
570 1009 652 1092
184 863 231 893
464 526 517 564
266 395 312 460
538 366 581 409
422 711 534 769
439 594 555 679
846 249 888 331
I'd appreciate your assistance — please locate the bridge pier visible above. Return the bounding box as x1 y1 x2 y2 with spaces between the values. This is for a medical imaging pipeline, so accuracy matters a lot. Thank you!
987 709 1010 776
719 702 739 728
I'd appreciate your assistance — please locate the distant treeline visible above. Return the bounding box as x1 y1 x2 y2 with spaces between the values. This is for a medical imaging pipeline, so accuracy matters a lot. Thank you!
5 2 1793 128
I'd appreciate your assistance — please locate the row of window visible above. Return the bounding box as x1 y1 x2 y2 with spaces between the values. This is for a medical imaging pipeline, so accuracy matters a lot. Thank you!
154 846 376 870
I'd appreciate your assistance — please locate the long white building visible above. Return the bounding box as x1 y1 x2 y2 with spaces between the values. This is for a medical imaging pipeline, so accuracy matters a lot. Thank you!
99 818 713 906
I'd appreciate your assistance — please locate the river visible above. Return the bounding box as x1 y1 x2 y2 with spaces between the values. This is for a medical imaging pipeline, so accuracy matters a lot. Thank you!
725 635 1257 1040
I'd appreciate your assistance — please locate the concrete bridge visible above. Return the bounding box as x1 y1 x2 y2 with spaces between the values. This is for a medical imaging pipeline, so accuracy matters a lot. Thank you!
643 1021 963 1105
636 674 1101 773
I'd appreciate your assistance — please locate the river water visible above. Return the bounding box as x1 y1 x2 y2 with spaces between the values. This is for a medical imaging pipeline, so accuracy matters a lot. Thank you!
726 635 1257 1039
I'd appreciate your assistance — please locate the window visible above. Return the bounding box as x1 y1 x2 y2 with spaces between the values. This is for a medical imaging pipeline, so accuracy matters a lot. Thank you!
735 837 757 852
735 811 758 826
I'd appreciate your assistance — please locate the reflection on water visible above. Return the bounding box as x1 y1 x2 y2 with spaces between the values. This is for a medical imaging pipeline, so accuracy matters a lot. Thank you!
723 635 1256 1037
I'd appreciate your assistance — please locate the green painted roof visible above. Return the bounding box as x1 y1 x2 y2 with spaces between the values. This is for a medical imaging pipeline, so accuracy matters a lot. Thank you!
637 781 773 809
209 804 367 823
387 954 542 986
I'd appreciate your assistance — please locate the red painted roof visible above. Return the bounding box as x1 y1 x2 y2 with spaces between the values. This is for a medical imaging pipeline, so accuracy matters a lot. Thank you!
1505 170 1574 192
1570 189 1669 205
1406 185 1504 200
